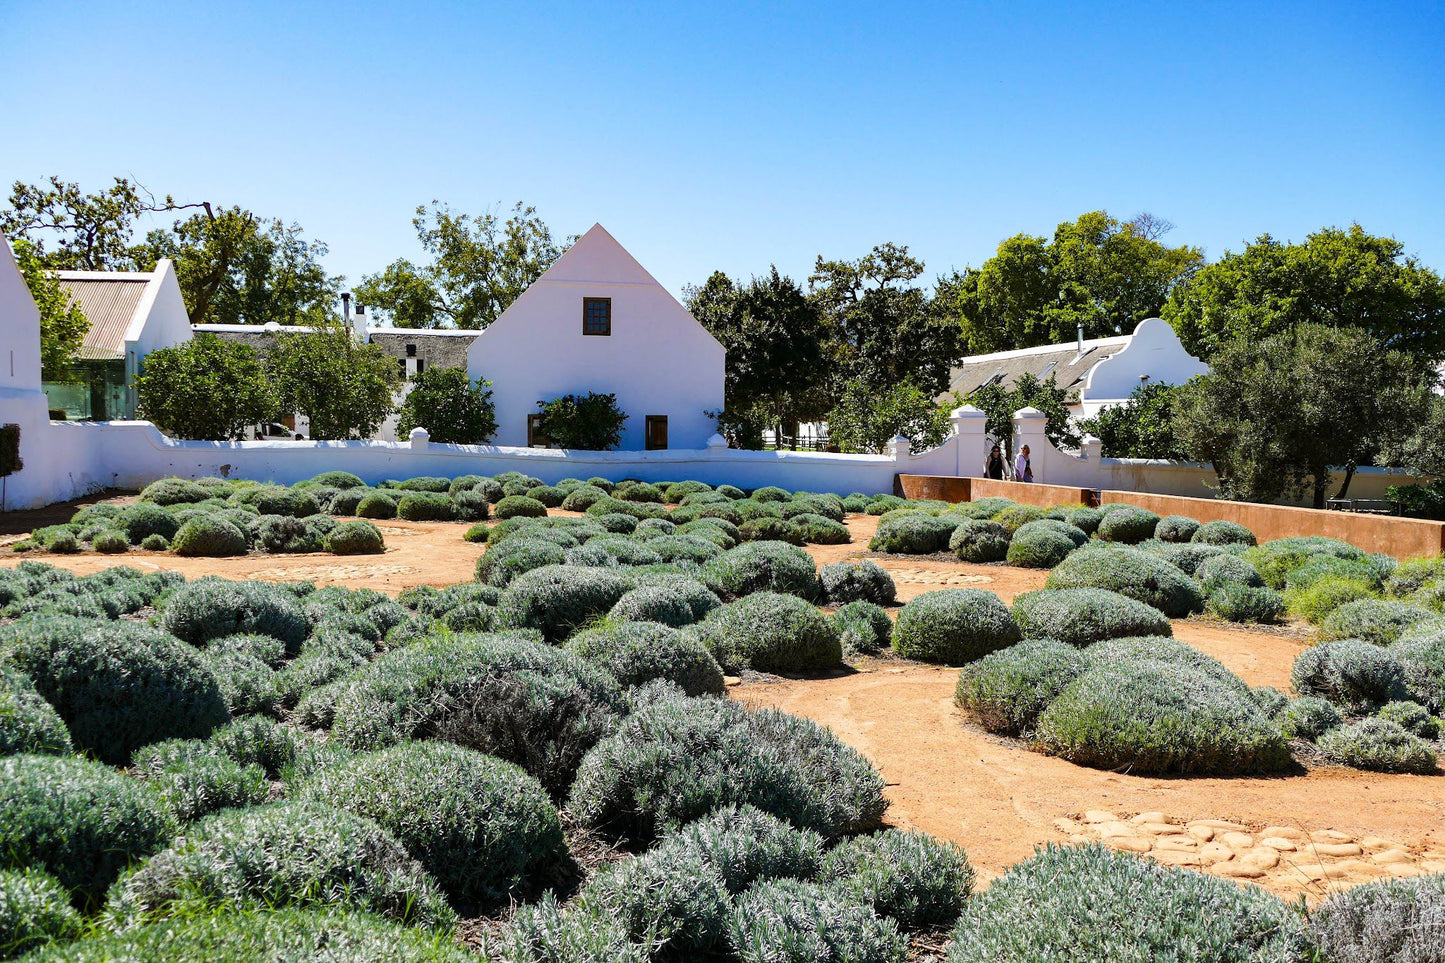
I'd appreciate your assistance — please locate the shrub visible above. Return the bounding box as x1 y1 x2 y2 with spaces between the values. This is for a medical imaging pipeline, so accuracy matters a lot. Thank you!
92 528 130 553
1154 514 1201 543
586 496 670 521
3 616 229 763
1011 588 1170 648
833 601 894 656
1006 525 1077 568
822 829 974 932
694 592 842 673
605 585 692 627
661 804 824 893
739 516 805 545
1393 632 1445 713
568 621 725 695
1375 700 1441 739
1318 718 1437 774
1059 505 1101 534
570 694 885 843
1207 584 1285 623
626 572 721 621
140 477 214 505
476 537 568 587
955 639 1087 736
139 533 170 550
120 502 181 543
819 560 896 605
302 742 565 910
1305 873 1445 963
892 590 1021 664
0 667 73 756
1035 660 1291 774
991 504 1049 534
495 495 549 520
106 801 454 930
328 636 625 796
170 517 248 557
1094 506 1160 543
1291 640 1410 712
495 565 633 642
0 868 82 958
1385 556 1445 598
132 739 268 822
323 518 386 554
0 754 176 905
1192 519 1258 547
355 489 398 519
1196 553 1264 592
161 578 310 649
947 518 1011 565
869 513 957 554
392 491 453 522
1319 599 1439 646
207 714 299 776
199 642 279 716
251 514 318 553
583 534 663 566
1045 543 1205 617
491 894 647 963
703 541 819 600
1288 575 1378 623
229 485 319 517
946 843 1308 963
792 513 851 545
561 484 609 512
1274 696 1342 740
308 470 365 489
575 848 730 958
728 878 906 963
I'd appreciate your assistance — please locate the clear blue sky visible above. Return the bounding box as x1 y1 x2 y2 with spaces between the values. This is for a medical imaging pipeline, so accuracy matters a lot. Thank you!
4 0 1442 300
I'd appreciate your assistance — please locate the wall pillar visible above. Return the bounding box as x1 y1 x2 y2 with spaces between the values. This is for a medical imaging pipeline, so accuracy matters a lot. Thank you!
1012 407 1050 482
949 404 988 476
408 427 430 451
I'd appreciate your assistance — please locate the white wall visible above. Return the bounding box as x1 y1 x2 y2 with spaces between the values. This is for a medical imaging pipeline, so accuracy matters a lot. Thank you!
1081 317 1210 407
124 259 193 414
0 233 43 394
467 224 725 450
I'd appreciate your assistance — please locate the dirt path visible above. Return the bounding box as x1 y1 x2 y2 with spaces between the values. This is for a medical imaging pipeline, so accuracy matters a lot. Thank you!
736 663 1445 898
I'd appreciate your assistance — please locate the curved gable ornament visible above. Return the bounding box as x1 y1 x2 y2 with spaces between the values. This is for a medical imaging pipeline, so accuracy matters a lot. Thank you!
1081 317 1209 401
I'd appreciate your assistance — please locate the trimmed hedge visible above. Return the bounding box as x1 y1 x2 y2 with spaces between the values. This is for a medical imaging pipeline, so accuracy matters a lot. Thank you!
1291 640 1410 712
492 893 646 963
161 578 310 649
1012 588 1171 648
0 868 82 958
869 513 957 554
208 714 299 777
1317 718 1438 774
956 638 1088 737
1305 873 1445 963
569 693 886 843
702 541 819 600
567 620 725 695
1095 506 1160 544
324 519 386 554
823 828 974 932
1192 520 1258 547
1006 525 1077 568
892 590 1021 664
1045 543 1205 617
729 879 906 963
396 492 457 521
949 519 1010 563
0 753 177 906
120 502 181 543
355 490 398 519
171 517 248 556
833 600 894 656
302 742 565 910
495 565 634 642
1154 514 1201 543
694 592 843 673
819 560 896 605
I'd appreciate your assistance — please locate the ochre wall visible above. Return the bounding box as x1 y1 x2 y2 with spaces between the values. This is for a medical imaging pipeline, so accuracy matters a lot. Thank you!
895 475 1092 509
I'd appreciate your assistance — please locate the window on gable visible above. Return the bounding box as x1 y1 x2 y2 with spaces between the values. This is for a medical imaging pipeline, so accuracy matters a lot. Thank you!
583 297 612 336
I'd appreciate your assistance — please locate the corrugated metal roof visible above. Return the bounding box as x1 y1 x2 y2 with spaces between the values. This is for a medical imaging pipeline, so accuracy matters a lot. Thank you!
57 276 150 360
940 344 1117 402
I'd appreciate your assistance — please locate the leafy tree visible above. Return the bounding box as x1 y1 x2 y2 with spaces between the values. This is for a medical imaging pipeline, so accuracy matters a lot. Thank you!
134 334 279 439
534 392 627 450
13 238 89 382
1077 382 1189 459
963 372 1079 464
1 176 195 269
944 211 1203 354
354 202 564 328
268 321 398 439
1379 396 1445 477
1163 224 1445 362
826 379 952 454
1173 324 1431 506
687 268 830 447
395 366 498 444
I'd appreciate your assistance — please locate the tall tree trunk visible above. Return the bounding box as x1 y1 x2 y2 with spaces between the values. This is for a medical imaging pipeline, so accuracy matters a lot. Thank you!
1335 464 1357 500
1312 479 1328 510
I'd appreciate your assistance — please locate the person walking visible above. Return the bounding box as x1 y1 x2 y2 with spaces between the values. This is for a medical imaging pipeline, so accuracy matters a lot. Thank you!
985 444 1005 480
1014 445 1033 483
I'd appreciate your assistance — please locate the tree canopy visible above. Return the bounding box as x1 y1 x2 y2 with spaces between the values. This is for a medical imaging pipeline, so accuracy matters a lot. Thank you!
827 379 951 454
134 334 279 440
12 238 89 382
268 321 398 440
1077 382 1189 460
396 366 498 444
353 202 564 328
963 372 1078 463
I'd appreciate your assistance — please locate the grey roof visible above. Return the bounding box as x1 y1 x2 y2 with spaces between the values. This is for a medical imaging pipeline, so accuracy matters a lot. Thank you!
57 276 151 360
940 338 1129 403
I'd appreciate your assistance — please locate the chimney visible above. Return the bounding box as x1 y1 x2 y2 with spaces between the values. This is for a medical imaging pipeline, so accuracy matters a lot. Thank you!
1076 325 1084 354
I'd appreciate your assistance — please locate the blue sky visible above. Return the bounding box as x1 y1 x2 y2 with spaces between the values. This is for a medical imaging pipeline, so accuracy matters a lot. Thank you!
3 0 1442 299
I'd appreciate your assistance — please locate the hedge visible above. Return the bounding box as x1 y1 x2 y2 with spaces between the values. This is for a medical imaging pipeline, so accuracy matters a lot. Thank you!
1192 520 1258 547
729 878 906 963
575 847 731 958
819 560 896 605
949 519 1011 563
946 843 1308 963
1044 543 1205 617
3 615 230 763
171 517 248 557
161 578 310 650
495 565 634 642
569 693 886 843
659 804 825 894
1291 639 1410 713
567 621 726 695
1207 584 1285 623
694 592 843 673
1318 599 1439 646
132 738 269 822
0 753 177 906
107 801 454 930
302 742 565 910
0 666 73 756
1012 588 1171 648
869 513 958 554
833 600 894 657
955 639 1088 737
892 589 1021 664
1306 873 1445 963
1095 506 1160 543
1317 718 1438 774
0 868 82 958
702 541 819 600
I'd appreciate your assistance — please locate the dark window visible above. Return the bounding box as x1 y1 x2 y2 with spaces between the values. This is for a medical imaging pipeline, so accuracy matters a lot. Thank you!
645 415 669 451
527 414 551 448
405 343 417 357
415 359 425 375
583 297 612 336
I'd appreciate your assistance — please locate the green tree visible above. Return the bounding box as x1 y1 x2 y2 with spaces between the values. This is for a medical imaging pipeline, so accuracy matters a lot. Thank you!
1173 324 1431 506
1077 382 1189 459
945 211 1203 354
134 334 279 439
1162 224 1445 362
395 367 498 444
12 238 89 382
963 372 1079 464
826 380 952 454
354 202 564 329
1 176 194 269
268 322 398 439
534 392 627 450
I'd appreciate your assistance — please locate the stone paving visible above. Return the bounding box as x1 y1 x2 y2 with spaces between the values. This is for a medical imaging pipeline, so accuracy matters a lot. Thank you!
1057 810 1445 898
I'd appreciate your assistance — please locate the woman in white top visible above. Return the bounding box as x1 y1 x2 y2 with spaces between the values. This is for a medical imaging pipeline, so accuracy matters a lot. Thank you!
1014 445 1033 482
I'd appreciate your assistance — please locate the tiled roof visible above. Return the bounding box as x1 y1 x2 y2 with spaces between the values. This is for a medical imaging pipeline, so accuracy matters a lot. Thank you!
57 276 151 360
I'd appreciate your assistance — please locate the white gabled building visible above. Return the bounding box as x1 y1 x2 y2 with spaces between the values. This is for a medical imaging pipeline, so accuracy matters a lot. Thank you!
466 224 726 450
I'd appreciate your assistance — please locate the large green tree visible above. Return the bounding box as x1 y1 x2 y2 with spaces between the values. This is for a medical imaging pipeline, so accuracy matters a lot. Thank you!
827 379 951 454
1077 382 1189 460
945 211 1203 354
12 238 89 382
1162 224 1445 362
1173 324 1431 506
134 334 279 439
396 367 498 444
268 322 398 439
962 372 1078 464
354 202 564 328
